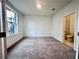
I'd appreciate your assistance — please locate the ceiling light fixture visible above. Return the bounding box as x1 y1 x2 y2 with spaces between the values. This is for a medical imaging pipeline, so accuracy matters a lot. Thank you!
36 0 42 9
37 4 42 9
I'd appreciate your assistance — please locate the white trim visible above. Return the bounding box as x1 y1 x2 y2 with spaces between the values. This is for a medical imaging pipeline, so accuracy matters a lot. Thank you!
6 33 18 38
6 4 18 14
6 5 19 37
63 10 77 50
76 8 79 59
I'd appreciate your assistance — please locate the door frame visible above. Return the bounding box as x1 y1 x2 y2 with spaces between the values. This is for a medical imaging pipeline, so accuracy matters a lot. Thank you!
0 0 7 59
63 10 78 50
76 8 79 59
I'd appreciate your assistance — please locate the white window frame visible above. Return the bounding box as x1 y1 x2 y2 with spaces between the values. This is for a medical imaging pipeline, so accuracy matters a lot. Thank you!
6 5 18 37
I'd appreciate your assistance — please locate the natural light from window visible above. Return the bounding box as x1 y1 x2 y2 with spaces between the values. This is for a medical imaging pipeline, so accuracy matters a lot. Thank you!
6 7 18 36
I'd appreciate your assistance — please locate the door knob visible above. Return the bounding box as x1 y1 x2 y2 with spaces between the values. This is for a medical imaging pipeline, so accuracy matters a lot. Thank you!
78 32 79 36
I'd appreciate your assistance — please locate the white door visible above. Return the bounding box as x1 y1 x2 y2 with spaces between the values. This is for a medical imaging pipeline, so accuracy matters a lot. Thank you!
75 9 79 59
77 9 79 59
0 0 7 59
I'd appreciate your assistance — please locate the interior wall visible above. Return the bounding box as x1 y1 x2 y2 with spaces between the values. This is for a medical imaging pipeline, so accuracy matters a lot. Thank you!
24 15 52 37
70 13 75 34
51 0 79 59
7 14 24 48
65 13 75 35
65 16 70 35
51 0 79 48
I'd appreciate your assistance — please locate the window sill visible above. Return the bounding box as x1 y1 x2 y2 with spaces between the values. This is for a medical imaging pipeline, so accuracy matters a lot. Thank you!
6 33 18 38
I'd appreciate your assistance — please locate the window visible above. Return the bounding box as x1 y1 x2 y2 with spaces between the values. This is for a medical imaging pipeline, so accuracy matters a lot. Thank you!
6 7 18 35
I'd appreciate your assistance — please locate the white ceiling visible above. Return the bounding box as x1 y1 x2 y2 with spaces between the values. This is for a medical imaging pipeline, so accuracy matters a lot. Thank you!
8 0 72 16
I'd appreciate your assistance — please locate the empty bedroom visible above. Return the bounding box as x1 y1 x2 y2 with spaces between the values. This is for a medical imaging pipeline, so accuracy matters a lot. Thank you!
0 0 79 59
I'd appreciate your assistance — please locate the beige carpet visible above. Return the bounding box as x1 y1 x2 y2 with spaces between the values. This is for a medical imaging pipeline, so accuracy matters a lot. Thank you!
8 37 75 59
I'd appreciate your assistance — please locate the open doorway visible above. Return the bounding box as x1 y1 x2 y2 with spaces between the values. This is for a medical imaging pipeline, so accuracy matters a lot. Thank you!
64 12 76 48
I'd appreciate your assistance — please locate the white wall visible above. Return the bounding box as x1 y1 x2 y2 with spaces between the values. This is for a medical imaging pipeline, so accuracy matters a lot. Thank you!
7 14 24 48
70 13 75 34
51 0 79 59
24 15 52 37
51 0 79 46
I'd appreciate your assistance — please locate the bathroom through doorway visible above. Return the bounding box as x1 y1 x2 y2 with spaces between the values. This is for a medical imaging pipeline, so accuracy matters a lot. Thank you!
64 12 76 48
